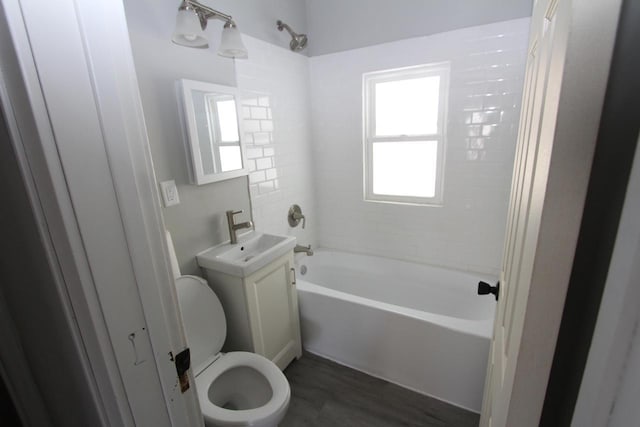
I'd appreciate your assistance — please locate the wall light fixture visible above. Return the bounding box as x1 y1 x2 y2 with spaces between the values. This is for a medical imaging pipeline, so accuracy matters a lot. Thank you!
172 0 248 59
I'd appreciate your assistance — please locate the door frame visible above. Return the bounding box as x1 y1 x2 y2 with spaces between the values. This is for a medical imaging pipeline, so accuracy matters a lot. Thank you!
0 0 201 425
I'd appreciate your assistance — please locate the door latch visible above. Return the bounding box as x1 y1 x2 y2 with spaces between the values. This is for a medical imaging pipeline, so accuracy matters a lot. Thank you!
171 348 191 393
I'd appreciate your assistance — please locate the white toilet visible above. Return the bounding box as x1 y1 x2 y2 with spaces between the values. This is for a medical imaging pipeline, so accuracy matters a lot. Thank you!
175 275 291 427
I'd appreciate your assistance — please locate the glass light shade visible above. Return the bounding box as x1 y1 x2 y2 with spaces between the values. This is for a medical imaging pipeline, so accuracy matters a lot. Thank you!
172 9 208 48
218 25 248 59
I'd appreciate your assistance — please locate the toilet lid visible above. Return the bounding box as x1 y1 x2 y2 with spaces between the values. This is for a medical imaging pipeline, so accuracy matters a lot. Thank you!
175 275 226 372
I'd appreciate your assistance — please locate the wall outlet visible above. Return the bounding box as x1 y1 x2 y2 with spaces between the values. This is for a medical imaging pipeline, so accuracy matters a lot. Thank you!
160 180 180 207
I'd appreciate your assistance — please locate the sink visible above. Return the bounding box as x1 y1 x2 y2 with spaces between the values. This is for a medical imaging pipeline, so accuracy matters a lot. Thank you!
196 232 296 277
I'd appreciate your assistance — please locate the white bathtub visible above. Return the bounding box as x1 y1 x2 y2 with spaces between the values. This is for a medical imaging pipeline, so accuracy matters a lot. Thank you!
295 250 496 412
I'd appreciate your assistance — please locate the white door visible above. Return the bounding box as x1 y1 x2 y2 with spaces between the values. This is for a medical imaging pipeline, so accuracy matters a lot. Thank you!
480 0 623 426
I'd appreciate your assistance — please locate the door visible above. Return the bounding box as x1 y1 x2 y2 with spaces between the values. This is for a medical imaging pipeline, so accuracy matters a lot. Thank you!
479 0 623 426
0 0 202 425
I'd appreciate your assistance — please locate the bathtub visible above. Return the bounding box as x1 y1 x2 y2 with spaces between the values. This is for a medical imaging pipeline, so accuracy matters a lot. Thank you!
295 250 496 412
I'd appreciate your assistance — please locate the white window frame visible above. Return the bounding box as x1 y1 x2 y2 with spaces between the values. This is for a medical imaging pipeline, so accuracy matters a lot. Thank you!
363 62 449 206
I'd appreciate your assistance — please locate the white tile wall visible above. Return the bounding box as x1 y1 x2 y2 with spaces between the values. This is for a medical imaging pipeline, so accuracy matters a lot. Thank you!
309 19 530 275
236 37 317 248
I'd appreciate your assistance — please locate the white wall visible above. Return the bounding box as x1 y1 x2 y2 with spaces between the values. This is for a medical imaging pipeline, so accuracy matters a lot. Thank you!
305 0 532 56
236 37 317 248
310 18 530 275
125 0 250 275
124 0 314 274
124 0 529 276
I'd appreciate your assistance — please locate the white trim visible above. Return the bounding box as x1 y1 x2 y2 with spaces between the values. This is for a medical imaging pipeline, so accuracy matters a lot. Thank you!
1 0 202 425
71 1 202 424
0 1 130 424
363 62 449 206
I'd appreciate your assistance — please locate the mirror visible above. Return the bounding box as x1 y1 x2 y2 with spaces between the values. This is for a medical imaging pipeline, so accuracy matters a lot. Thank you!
177 79 247 185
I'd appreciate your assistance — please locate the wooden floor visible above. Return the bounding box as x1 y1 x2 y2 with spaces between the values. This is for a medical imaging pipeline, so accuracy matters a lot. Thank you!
281 352 480 427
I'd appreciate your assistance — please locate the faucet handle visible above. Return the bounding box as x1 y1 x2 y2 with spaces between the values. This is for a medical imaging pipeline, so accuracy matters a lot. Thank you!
227 209 243 216
288 204 306 229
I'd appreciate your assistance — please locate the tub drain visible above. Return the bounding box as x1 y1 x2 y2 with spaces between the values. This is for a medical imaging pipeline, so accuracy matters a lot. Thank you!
300 265 307 275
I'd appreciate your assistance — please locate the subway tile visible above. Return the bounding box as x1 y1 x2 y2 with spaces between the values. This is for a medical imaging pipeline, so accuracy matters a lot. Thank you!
246 147 263 159
266 168 278 180
467 138 485 150
466 125 482 137
263 147 275 156
251 106 268 119
249 170 266 184
244 119 261 133
259 181 275 194
472 110 500 124
243 97 259 106
256 157 272 170
483 95 503 111
253 132 271 145
261 120 274 132
482 124 498 137
462 96 484 111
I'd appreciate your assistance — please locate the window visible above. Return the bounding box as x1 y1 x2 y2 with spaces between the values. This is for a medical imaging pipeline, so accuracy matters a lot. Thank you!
363 63 449 205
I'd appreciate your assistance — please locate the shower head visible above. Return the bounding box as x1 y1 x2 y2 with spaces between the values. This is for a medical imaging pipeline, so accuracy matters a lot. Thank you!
277 20 308 52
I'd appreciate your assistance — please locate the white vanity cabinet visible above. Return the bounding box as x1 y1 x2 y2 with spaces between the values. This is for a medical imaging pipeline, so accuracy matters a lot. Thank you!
202 251 302 370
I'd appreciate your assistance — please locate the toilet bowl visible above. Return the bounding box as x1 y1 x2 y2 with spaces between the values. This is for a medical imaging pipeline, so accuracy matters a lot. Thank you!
175 275 290 427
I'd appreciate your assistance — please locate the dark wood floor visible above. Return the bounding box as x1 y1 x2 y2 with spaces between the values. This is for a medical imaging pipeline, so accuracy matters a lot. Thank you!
282 352 479 427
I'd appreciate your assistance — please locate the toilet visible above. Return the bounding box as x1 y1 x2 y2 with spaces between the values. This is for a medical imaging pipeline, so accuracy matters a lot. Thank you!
175 275 290 427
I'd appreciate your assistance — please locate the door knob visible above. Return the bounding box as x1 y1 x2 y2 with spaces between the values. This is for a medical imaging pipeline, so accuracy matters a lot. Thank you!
478 281 500 301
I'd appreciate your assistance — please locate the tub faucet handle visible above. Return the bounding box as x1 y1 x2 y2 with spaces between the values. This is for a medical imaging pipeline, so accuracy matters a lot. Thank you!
288 204 306 229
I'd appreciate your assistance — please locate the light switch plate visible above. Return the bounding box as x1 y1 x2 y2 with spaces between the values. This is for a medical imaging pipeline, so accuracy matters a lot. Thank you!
160 180 180 207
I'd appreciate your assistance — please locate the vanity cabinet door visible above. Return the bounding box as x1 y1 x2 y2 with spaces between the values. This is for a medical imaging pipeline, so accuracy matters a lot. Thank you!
244 252 302 370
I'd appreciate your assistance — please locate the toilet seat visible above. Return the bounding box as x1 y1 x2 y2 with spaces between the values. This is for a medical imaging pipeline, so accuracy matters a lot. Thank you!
196 352 290 426
174 275 290 426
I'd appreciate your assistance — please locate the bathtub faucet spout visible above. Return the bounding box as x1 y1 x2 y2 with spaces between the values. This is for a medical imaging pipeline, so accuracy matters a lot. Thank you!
294 244 313 256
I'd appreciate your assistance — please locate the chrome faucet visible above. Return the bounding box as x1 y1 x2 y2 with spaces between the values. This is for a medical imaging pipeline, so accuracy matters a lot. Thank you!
294 244 313 256
226 210 253 244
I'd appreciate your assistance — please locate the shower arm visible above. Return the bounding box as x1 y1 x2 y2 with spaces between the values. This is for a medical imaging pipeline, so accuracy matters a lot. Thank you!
277 20 297 38
182 0 238 30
